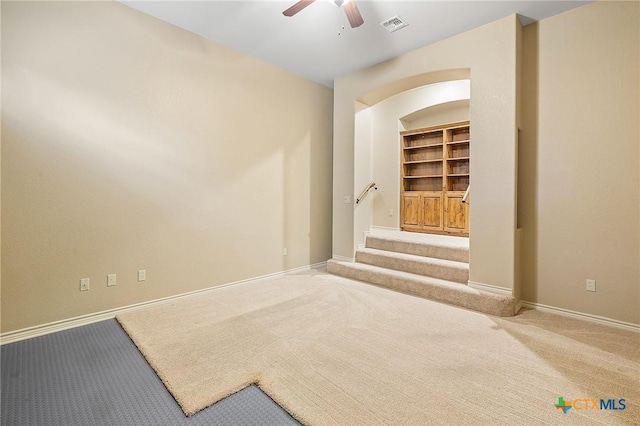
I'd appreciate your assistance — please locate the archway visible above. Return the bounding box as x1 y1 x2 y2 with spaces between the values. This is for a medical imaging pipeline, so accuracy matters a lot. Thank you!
353 78 470 248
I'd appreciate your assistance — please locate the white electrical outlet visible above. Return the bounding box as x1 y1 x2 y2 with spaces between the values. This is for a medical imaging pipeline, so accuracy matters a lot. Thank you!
389 209 394 216
138 270 146 282
586 279 596 292
344 196 351 204
107 274 117 287
283 248 288 256
80 278 90 291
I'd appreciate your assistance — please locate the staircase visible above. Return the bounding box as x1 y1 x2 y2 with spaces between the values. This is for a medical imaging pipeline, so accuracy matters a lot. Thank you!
327 233 516 317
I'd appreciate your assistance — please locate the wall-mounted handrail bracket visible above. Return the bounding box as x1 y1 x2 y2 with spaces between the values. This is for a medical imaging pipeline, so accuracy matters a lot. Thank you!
462 185 470 204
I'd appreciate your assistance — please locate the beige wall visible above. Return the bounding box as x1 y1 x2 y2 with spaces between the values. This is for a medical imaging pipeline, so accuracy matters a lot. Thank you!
1 1 333 333
520 1 639 324
353 105 373 254
402 100 470 131
0 2 3 311
334 15 519 292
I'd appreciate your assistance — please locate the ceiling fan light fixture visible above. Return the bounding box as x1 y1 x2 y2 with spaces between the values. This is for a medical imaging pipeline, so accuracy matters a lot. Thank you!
284 0 363 28
327 0 352 7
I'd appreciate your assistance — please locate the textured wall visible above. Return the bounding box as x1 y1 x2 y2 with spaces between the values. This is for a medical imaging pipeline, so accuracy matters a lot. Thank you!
402 100 470 131
520 1 639 324
1 1 333 332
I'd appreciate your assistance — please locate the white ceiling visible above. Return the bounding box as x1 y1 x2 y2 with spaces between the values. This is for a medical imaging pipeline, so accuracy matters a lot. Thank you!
121 0 592 87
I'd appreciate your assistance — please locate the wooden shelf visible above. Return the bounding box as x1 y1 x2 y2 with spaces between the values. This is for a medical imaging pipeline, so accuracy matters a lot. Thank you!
447 139 470 145
405 159 443 164
447 173 469 177
447 157 470 161
404 175 443 179
403 144 443 150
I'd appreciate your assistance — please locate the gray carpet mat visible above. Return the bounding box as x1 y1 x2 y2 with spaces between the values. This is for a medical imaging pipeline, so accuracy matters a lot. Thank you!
1 319 300 426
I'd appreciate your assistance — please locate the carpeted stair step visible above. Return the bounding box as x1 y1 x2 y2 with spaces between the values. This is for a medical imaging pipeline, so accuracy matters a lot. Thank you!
327 259 515 317
365 235 468 263
356 248 469 284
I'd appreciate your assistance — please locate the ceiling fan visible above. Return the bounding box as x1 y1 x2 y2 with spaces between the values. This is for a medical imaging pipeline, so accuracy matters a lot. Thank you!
283 0 364 28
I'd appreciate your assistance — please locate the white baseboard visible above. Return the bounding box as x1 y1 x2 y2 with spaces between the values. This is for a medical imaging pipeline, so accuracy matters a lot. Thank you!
520 301 640 333
468 280 513 296
515 301 524 314
332 255 355 263
357 230 371 250
370 226 401 233
0 262 327 345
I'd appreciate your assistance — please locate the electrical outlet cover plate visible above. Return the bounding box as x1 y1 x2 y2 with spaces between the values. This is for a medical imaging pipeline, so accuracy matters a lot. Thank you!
108 274 117 287
80 278 90 291
586 279 596 292
138 270 146 282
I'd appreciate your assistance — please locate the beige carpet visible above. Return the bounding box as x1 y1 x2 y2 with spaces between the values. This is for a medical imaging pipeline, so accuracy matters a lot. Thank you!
116 269 639 425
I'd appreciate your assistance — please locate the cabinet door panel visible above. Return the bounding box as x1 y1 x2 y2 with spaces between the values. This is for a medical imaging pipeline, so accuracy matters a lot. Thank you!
422 193 443 230
401 194 421 227
444 194 468 233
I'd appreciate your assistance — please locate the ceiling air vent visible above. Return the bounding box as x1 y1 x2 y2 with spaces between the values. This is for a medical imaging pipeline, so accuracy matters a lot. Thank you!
380 15 408 33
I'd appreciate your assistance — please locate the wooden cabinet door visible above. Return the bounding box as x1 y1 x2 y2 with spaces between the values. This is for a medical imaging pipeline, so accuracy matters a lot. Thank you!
444 193 468 234
401 192 444 232
401 193 421 230
421 192 444 231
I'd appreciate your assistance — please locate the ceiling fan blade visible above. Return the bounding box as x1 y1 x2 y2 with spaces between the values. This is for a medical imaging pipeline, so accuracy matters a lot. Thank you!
283 0 316 17
344 0 364 28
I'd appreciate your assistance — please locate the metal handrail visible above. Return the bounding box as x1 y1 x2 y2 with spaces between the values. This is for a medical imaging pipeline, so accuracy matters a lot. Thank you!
355 182 377 204
462 185 470 204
